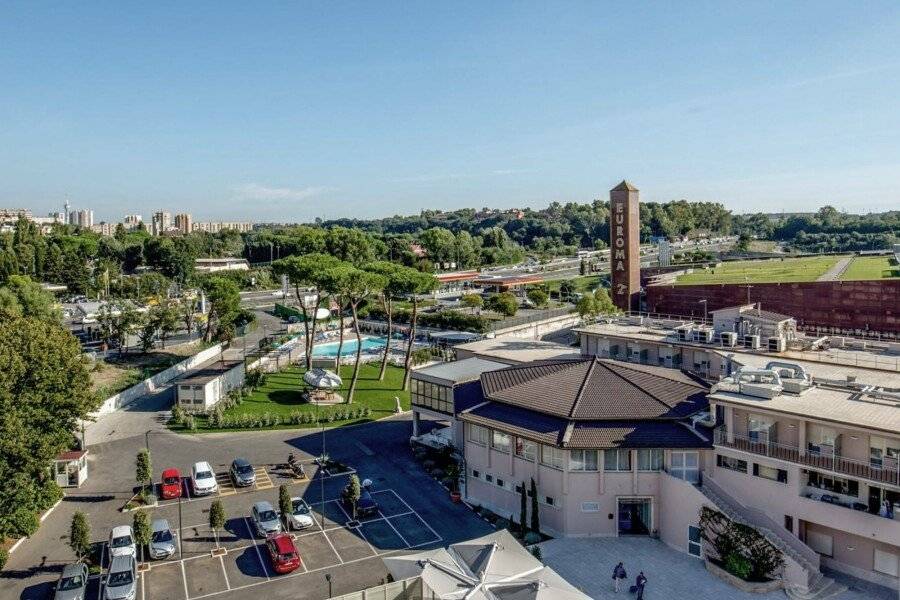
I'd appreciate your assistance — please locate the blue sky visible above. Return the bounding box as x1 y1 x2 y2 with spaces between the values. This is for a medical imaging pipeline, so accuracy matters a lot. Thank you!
2 2 899 222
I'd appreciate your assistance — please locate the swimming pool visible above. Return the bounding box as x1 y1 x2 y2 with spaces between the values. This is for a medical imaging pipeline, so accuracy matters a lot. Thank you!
311 336 389 358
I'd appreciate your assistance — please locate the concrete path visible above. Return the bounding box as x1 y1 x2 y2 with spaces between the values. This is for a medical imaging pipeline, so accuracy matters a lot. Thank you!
539 537 878 600
817 256 853 281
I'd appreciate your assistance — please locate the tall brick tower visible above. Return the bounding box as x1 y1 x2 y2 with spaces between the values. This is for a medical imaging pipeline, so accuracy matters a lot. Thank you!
609 180 640 312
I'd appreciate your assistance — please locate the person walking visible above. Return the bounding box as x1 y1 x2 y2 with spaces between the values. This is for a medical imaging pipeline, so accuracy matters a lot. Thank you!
635 571 648 600
612 562 627 592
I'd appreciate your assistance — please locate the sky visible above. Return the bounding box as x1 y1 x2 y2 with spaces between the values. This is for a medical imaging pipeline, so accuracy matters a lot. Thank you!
2 1 900 222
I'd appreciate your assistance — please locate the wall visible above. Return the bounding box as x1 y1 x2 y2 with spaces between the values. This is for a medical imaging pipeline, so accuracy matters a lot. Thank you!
490 312 582 340
658 470 709 553
646 280 900 334
804 522 900 588
95 343 224 414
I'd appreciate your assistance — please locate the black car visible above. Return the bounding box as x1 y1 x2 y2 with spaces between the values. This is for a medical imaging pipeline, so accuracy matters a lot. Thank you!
230 458 256 487
342 482 378 517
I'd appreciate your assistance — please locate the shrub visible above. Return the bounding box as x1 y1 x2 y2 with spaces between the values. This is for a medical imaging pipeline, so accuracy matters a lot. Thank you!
0 548 7 570
69 511 91 560
530 545 542 561
170 405 185 425
524 531 542 545
725 554 752 580
184 414 196 430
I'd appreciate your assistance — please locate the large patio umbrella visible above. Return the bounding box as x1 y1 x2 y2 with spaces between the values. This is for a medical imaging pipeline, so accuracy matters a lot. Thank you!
303 368 342 389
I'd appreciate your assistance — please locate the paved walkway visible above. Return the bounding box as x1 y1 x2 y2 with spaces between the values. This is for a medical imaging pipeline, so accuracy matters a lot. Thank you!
817 256 853 281
539 537 878 600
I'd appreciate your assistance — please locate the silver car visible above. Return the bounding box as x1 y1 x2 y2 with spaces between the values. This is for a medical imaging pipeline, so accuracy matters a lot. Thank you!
104 555 137 600
149 518 176 559
230 458 256 487
54 562 88 600
250 500 282 538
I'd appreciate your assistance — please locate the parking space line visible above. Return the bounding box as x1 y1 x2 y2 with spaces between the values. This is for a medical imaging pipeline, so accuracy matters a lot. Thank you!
387 489 443 543
218 555 231 590
254 466 273 490
244 517 271 582
320 529 344 565
180 559 190 599
380 511 411 548
349 518 379 557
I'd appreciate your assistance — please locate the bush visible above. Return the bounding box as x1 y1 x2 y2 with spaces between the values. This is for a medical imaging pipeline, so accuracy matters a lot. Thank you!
170 405 185 425
530 545 542 561
725 554 752 580
485 292 518 317
524 531 542 545
0 548 7 570
418 310 489 333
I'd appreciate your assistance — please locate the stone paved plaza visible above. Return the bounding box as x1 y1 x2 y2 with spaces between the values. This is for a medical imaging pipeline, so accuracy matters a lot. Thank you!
539 536 889 600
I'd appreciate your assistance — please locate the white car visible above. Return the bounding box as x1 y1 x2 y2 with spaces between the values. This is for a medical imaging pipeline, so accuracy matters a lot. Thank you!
108 525 136 559
191 461 218 496
284 497 315 530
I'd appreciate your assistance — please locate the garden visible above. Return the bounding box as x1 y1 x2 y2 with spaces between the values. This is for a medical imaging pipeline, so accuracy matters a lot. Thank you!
699 506 784 588
169 362 411 432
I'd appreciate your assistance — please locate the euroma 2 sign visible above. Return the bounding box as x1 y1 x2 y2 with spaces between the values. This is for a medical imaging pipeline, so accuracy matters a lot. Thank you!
609 181 640 312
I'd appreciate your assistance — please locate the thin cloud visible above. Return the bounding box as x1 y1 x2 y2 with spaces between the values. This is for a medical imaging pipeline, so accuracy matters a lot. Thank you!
387 169 528 183
233 183 333 202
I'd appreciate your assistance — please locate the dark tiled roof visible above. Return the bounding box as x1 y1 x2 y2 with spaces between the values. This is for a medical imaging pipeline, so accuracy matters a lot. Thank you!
567 421 710 449
459 402 566 446
480 358 708 420
611 180 638 192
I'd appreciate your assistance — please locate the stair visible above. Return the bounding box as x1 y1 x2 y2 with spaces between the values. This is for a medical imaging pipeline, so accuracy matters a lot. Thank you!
698 479 846 599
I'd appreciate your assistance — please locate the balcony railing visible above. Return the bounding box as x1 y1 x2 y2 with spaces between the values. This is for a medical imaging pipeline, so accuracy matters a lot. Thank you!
714 427 900 488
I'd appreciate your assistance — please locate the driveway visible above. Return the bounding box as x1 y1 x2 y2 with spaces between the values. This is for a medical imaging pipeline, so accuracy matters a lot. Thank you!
540 537 886 600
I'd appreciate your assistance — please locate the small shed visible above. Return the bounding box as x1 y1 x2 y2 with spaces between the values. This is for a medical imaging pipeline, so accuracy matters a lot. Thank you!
176 359 246 413
54 450 88 488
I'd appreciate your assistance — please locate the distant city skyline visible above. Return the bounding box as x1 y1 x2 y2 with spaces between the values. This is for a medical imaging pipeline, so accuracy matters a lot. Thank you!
2 2 899 221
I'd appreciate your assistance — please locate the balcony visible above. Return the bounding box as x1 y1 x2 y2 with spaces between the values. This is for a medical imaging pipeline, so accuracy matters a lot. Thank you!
714 427 900 488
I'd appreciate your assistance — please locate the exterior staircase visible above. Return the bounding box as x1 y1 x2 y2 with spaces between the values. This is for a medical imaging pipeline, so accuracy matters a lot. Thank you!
699 478 847 600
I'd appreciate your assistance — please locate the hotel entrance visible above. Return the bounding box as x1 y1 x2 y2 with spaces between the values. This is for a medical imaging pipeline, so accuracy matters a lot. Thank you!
618 498 652 535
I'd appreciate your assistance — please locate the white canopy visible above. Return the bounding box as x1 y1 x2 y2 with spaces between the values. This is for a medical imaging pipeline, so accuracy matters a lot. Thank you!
382 530 590 600
303 368 342 389
314 307 331 320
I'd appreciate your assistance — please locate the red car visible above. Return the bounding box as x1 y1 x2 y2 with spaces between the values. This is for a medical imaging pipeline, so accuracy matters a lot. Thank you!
266 533 301 574
160 468 182 499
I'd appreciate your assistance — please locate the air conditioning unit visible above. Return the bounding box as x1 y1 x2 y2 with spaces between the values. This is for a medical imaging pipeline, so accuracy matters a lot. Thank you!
676 325 693 341
744 334 761 349
719 332 737 347
768 336 786 352
693 328 714 343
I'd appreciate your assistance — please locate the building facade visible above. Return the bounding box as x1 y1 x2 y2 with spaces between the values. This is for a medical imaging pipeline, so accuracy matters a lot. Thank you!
174 213 192 235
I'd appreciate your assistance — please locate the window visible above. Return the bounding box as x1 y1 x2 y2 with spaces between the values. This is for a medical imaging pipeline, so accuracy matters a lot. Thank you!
807 424 838 455
542 496 555 506
491 430 511 453
412 380 454 414
806 530 833 557
496 478 505 489
637 449 663 472
870 436 900 469
515 437 536 461
467 423 489 445
753 463 787 484
748 415 775 443
540 445 564 469
570 450 599 471
471 469 480 480
485 474 493 484
604 449 632 472
515 483 525 494
688 526 702 558
670 451 700 482
716 454 748 473
874 549 899 577
581 502 600 513
806 471 858 497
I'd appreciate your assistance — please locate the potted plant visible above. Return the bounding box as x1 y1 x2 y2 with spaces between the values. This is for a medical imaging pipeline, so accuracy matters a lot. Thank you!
445 463 462 503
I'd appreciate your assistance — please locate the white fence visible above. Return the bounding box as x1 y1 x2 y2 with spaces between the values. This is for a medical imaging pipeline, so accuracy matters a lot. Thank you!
94 343 224 415
328 578 423 600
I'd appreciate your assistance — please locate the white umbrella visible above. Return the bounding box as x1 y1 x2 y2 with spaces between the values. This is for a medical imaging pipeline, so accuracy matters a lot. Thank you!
303 368 342 390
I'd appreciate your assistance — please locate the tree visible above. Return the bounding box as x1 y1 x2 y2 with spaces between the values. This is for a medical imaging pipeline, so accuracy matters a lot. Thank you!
133 511 152 564
69 511 91 561
273 253 342 368
136 449 152 496
460 293 483 312
151 300 179 348
519 483 528 539
179 295 200 339
391 268 438 390
137 314 157 354
526 288 548 308
209 500 226 549
0 275 60 321
338 268 386 403
200 277 241 342
364 261 402 381
344 475 362 520
486 292 518 317
529 478 540 535
278 484 292 527
97 300 140 355
576 295 596 319
736 232 752 252
0 318 97 542
324 226 375 265
593 288 618 314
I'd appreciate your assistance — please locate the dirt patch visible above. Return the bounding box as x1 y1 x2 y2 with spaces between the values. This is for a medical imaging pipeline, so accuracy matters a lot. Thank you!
91 341 205 397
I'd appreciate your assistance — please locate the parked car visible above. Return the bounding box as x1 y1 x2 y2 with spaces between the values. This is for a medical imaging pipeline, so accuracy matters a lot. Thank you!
341 481 379 517
265 533 301 574
108 525 136 559
191 461 218 496
149 519 176 560
250 501 282 538
104 555 137 600
160 468 182 499
284 497 314 530
230 458 256 487
53 562 88 600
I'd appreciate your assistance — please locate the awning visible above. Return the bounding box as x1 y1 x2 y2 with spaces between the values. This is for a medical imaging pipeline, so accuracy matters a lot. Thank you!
303 368 342 389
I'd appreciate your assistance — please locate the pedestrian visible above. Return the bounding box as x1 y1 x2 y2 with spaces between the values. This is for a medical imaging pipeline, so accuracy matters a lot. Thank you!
635 571 648 600
612 562 627 592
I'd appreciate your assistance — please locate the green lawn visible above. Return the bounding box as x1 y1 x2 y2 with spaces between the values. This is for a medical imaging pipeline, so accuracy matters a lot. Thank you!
172 363 410 432
839 256 899 281
543 275 601 294
674 255 845 285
